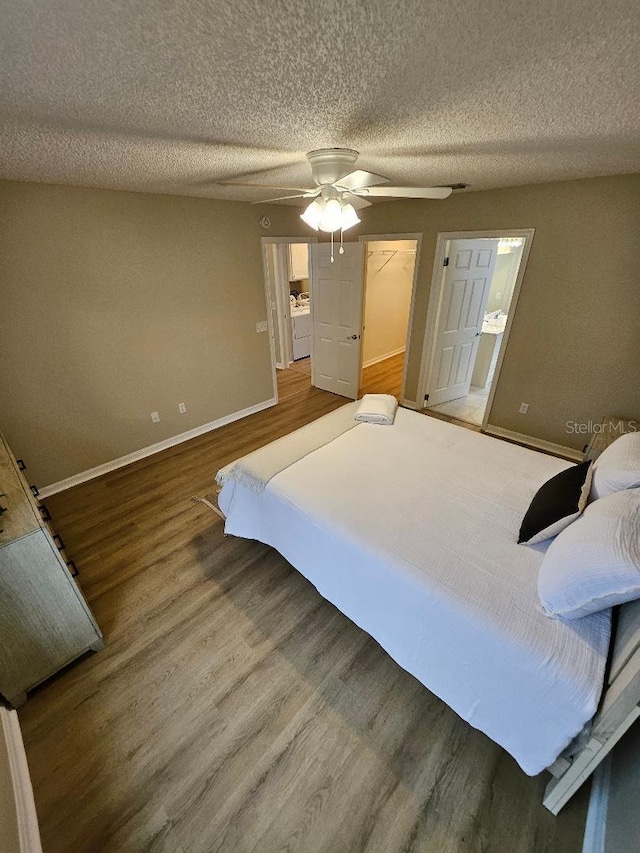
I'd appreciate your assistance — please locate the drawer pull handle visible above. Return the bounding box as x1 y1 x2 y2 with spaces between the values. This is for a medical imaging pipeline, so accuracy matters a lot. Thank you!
30 484 40 497
16 459 26 471
53 534 65 551
67 560 79 578
39 504 52 523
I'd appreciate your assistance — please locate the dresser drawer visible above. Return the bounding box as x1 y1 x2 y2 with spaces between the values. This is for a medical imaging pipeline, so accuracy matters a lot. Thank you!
0 435 102 706
0 529 101 700
0 439 41 545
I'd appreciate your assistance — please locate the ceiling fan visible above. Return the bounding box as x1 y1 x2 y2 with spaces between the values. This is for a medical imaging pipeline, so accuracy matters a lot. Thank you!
220 148 453 236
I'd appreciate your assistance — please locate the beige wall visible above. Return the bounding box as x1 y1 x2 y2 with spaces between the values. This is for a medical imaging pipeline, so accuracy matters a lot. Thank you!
337 174 640 449
2 174 639 488
362 240 416 366
0 181 296 486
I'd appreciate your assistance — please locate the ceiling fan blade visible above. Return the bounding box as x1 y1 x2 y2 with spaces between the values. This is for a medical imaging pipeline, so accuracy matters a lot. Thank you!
360 186 453 199
250 193 316 204
336 169 389 191
219 180 314 192
345 195 372 210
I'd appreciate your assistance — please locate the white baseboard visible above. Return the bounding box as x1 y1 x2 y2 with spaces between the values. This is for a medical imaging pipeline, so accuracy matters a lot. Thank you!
484 424 584 461
401 399 418 410
582 756 612 853
362 347 406 369
39 397 277 497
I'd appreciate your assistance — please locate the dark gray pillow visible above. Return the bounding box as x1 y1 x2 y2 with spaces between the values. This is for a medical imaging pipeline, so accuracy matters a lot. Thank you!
518 461 593 545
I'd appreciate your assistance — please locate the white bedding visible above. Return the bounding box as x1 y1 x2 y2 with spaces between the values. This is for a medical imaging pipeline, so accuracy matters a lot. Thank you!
218 408 611 775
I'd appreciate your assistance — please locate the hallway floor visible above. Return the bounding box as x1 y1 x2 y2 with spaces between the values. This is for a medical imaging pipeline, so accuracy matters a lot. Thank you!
428 384 490 426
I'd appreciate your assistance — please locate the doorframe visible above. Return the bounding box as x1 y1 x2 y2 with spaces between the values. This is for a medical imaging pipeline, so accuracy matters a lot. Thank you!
357 232 423 406
417 228 535 428
261 236 317 403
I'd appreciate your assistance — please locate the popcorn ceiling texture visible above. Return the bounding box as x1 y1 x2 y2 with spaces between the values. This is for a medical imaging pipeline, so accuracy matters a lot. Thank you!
0 0 638 200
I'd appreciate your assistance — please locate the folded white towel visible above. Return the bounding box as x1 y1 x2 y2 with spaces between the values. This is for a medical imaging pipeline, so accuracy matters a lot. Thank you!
355 394 398 425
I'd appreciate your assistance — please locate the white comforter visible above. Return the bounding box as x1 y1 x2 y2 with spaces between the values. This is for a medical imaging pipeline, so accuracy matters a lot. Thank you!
218 408 611 775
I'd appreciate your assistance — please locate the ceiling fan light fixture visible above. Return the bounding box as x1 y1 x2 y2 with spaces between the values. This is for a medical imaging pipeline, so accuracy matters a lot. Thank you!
300 199 323 230
339 203 360 231
301 197 361 235
318 198 343 233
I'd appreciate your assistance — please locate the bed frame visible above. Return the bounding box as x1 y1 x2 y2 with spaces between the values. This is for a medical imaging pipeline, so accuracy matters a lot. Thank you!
197 488 640 815
543 598 640 813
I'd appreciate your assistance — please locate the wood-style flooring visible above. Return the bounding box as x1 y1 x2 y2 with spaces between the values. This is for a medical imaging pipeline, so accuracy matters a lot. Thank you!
359 352 405 398
281 352 406 401
17 365 588 853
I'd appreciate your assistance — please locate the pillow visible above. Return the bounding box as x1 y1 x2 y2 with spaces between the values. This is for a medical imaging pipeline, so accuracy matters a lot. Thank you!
538 488 640 620
591 431 640 500
518 461 593 545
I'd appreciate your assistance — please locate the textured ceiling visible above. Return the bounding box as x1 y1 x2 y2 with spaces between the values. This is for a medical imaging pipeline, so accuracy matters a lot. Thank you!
0 0 638 202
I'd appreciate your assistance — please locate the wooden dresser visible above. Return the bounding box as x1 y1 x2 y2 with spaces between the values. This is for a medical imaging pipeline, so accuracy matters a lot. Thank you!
0 435 103 707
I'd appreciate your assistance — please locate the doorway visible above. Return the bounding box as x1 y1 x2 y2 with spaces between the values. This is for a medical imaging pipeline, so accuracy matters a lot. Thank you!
265 233 422 404
360 239 418 398
262 237 315 402
418 229 533 427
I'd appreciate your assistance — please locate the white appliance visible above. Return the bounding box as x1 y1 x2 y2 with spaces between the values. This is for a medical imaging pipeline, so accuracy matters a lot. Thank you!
291 306 311 360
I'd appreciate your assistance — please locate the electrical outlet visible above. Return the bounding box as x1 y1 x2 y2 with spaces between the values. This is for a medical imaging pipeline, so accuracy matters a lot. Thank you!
256 320 268 333
495 291 502 300
151 411 160 423
519 402 529 415
178 402 187 414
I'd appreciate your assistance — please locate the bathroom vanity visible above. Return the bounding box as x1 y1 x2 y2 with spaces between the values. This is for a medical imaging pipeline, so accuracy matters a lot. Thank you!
471 315 506 388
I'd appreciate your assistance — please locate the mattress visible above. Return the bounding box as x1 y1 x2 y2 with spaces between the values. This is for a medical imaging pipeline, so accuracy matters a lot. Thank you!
218 408 611 775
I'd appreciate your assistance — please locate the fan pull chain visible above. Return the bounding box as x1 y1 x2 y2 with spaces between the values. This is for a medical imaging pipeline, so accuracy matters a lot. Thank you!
330 230 334 263
339 226 345 255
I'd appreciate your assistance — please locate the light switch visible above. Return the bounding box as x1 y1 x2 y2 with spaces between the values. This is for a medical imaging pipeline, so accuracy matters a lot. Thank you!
256 320 268 333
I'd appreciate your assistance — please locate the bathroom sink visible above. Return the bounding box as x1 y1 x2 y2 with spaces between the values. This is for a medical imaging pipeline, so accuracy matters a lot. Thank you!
482 319 506 335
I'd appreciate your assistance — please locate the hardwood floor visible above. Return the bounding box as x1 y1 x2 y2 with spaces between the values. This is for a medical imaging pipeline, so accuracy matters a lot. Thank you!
17 378 589 853
276 362 313 401
288 357 311 377
278 351 406 402
360 352 405 398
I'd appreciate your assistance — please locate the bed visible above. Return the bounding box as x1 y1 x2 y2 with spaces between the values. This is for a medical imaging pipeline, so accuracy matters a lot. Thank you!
202 404 640 812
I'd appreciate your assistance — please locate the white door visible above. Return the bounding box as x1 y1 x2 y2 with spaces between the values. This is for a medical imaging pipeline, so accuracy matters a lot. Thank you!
310 243 364 398
426 239 498 406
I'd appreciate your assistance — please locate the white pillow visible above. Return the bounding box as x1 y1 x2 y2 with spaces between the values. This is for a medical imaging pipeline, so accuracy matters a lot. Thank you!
591 431 640 500
538 488 640 620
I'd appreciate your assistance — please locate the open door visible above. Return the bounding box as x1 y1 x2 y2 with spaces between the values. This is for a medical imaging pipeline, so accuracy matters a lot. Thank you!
310 243 364 399
426 239 498 406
